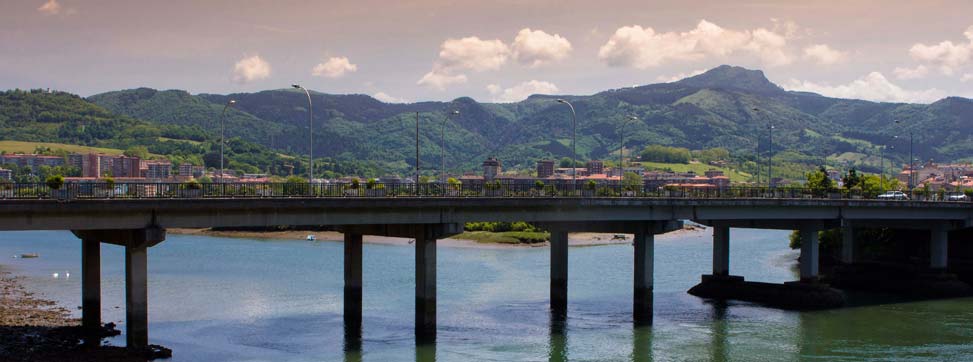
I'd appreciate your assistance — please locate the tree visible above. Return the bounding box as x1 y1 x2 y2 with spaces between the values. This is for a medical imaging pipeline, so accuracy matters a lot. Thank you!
806 166 835 195
623 171 643 191
124 145 149 159
640 145 691 164
842 168 863 190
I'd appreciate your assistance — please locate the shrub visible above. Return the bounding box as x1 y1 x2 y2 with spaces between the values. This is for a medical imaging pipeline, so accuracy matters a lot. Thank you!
535 180 545 189
45 175 64 190
185 179 202 190
102 177 115 187
585 180 597 190
350 178 360 189
366 178 376 190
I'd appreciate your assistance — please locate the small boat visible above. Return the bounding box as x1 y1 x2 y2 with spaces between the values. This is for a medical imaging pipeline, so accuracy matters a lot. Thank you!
19 253 39 258
306 234 316 241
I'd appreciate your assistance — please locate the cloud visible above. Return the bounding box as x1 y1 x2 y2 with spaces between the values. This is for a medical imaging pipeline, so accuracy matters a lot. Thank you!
597 20 794 69
232 55 271 83
417 69 468 90
438 36 510 72
311 56 358 78
372 92 406 103
487 80 559 103
963 73 973 82
893 65 930 80
511 28 572 67
656 69 705 83
803 44 847 65
37 0 61 15
418 36 508 89
908 26 973 75
784 72 945 103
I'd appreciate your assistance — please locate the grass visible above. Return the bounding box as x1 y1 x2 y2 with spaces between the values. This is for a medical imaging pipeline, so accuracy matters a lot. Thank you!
0 141 126 155
458 231 549 244
637 161 751 182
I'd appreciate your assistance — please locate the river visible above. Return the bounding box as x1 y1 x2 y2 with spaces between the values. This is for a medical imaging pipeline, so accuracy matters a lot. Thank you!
1 229 971 361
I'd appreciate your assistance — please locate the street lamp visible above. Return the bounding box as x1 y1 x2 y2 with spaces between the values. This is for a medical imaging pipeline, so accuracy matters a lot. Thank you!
292 84 313 182
441 110 459 184
556 99 577 192
618 116 638 178
767 122 775 188
894 120 914 189
219 99 236 183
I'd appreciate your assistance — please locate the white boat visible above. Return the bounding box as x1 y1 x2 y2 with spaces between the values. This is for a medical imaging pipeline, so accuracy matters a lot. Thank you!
306 234 316 241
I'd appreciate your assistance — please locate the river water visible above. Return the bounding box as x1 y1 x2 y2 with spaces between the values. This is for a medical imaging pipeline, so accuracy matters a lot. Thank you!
1 229 972 361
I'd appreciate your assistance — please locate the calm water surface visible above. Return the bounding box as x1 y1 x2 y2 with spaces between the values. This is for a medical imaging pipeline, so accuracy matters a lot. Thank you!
1 229 972 361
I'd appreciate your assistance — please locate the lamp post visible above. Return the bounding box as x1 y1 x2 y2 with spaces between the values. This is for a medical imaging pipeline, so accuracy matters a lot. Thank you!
767 123 775 188
219 99 236 183
441 110 459 184
556 99 577 193
292 84 313 182
894 120 914 189
618 116 638 178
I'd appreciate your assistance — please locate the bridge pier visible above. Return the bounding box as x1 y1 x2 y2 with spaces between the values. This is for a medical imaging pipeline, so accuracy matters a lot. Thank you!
799 226 820 282
73 227 165 349
633 226 654 326
81 239 101 334
930 225 948 270
550 229 569 320
712 225 730 276
415 230 437 343
343 232 363 350
841 223 855 264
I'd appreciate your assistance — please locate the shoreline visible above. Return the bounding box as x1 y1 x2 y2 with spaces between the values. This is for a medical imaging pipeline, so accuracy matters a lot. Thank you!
168 226 706 249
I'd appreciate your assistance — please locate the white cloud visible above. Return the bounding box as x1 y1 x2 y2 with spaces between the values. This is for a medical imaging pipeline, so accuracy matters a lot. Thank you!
487 80 559 103
803 44 847 65
418 36 508 89
655 69 705 83
438 36 510 72
372 92 406 104
511 28 572 67
416 69 468 90
784 72 945 103
908 26 973 75
962 73 973 82
311 56 357 78
37 0 61 15
893 65 930 80
232 55 271 84
597 20 794 69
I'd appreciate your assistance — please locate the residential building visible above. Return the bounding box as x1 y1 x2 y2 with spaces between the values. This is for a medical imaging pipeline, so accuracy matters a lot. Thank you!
536 159 555 178
482 157 502 181
586 160 605 175
67 154 84 169
111 156 141 178
144 161 172 179
0 168 11 180
0 154 65 170
82 153 113 178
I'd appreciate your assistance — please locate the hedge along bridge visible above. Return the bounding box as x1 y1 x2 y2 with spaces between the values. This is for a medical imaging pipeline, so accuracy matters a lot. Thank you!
1 182 972 349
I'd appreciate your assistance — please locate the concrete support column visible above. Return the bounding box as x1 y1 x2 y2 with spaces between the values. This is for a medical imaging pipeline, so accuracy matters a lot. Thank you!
343 233 363 350
799 227 820 282
415 232 437 343
841 224 855 264
125 244 148 348
633 228 654 326
930 226 948 270
81 239 101 331
550 229 569 320
712 225 730 276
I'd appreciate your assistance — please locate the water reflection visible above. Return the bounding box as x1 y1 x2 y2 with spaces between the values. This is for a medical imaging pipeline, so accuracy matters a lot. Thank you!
707 301 729 362
549 315 567 362
416 343 436 362
343 317 362 362
631 325 653 362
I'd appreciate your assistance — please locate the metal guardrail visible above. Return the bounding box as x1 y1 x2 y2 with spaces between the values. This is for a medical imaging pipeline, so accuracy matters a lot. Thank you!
0 182 969 202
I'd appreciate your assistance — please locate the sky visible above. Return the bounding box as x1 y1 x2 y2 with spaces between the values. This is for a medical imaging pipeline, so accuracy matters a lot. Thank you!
2 0 973 103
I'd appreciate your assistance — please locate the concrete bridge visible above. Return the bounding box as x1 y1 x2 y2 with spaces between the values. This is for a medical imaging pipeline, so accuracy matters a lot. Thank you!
1 192 971 348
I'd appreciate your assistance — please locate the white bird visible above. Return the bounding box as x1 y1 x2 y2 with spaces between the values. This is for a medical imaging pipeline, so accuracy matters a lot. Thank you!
64 272 70 279
52 272 59 278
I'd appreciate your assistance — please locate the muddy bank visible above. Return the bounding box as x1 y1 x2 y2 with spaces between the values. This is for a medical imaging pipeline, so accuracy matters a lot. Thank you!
168 225 705 249
0 270 170 361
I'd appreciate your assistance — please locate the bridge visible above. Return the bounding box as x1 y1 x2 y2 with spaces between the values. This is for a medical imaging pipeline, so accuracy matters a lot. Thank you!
1 182 971 349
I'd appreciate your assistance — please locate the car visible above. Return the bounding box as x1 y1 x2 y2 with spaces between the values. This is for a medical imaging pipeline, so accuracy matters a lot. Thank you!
877 191 909 200
947 193 969 201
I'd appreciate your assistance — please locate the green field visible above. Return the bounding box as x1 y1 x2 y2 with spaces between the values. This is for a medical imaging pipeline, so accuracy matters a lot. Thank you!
637 161 752 182
0 141 126 155
458 231 549 244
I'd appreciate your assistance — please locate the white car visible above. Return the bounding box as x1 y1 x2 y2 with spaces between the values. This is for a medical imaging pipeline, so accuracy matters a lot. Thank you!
947 193 969 201
877 191 909 200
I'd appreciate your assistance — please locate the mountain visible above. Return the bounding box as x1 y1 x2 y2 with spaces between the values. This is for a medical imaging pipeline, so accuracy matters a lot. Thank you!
41 65 973 177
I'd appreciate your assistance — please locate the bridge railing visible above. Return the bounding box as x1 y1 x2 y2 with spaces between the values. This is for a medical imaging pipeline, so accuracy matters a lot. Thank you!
0 182 969 202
